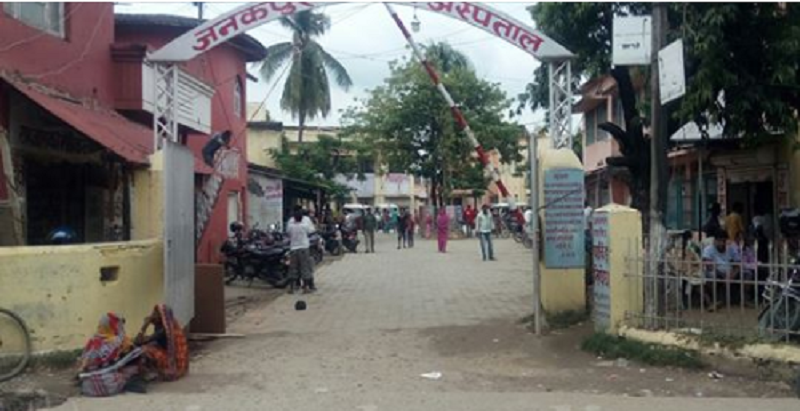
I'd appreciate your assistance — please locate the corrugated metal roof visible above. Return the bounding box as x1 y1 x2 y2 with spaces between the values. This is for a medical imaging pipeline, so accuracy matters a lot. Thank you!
3 75 153 164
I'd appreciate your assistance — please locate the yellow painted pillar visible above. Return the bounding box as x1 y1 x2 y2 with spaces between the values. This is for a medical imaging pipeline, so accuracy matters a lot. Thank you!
538 146 586 313
592 204 643 333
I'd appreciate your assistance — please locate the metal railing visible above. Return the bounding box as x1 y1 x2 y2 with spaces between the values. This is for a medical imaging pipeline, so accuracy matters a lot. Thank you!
622 249 800 344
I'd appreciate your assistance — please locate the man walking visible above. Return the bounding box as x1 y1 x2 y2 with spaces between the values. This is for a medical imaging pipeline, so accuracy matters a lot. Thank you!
363 207 377 253
397 209 409 249
406 211 416 248
463 205 477 238
477 204 496 261
286 206 316 294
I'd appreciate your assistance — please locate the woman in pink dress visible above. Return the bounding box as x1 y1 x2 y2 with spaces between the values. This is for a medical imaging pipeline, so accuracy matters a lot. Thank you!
436 208 450 253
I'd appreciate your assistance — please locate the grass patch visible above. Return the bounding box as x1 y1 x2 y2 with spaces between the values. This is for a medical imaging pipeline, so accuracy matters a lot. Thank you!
581 332 705 369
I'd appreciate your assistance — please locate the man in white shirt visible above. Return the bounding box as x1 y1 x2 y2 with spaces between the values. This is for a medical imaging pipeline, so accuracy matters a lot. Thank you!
286 206 316 294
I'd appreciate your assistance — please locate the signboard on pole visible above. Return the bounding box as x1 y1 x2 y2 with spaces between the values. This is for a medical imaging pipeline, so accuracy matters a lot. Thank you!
658 39 686 105
612 16 652 66
543 168 585 268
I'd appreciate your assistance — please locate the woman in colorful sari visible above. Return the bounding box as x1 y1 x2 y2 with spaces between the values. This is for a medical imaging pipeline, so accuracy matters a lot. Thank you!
78 313 141 397
135 304 189 382
437 208 450 253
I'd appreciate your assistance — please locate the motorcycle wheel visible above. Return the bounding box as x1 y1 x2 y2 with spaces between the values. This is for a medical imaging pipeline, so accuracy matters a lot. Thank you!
523 235 533 249
513 231 523 243
223 263 238 285
758 297 800 341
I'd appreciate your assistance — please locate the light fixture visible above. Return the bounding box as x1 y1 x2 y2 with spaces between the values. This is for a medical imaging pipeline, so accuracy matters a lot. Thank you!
411 7 421 33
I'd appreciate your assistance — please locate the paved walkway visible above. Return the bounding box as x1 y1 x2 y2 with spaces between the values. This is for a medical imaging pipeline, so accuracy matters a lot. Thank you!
55 235 796 410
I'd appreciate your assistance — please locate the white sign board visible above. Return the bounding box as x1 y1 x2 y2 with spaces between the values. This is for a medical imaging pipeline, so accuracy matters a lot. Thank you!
612 16 652 66
659 39 686 105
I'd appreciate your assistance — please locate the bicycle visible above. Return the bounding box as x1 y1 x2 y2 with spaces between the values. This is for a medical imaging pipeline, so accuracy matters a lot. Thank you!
0 307 32 382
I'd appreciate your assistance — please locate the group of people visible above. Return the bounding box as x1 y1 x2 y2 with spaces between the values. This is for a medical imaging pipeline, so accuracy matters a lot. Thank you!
356 207 418 252
666 201 774 310
78 304 188 397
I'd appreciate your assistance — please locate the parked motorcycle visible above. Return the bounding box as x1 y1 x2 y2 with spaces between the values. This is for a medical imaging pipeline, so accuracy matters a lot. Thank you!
321 225 343 256
340 225 359 253
220 223 291 288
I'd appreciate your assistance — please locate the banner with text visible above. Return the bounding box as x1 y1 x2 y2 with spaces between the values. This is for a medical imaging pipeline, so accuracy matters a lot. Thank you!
543 168 585 268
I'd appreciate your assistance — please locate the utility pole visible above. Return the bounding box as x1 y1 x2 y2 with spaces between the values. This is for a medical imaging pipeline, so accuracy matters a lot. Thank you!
193 2 204 20
646 3 669 326
528 129 542 335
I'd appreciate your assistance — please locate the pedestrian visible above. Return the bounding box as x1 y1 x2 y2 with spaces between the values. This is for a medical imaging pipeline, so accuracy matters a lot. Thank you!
492 208 502 238
397 209 408 249
425 212 433 239
703 202 724 243
477 204 496 261
406 211 416 248
463 205 477 238
437 208 450 253
390 208 399 233
286 206 316 294
363 207 377 253
382 209 390 234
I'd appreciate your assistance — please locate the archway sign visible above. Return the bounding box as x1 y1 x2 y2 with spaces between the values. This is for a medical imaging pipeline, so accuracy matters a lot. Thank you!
148 1 574 203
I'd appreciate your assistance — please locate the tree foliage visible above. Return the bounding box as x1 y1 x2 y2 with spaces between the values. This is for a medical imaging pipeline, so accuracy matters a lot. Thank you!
258 10 353 142
270 134 372 201
519 3 800 139
340 43 522 206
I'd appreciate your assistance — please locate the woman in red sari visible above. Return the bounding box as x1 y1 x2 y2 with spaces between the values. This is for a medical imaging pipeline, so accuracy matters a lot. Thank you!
436 208 450 253
136 304 189 382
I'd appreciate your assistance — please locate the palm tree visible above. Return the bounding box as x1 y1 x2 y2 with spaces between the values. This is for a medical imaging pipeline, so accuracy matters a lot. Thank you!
424 42 471 74
258 11 353 143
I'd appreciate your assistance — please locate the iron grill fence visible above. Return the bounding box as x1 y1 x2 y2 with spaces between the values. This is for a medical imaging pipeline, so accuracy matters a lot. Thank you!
622 252 800 344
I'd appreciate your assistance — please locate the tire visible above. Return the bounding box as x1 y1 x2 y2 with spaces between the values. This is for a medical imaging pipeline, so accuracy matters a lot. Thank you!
758 297 800 341
523 235 533 249
0 308 32 383
223 263 238 285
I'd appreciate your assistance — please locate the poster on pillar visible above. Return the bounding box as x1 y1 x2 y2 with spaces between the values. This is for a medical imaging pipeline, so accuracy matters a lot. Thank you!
543 168 585 268
592 210 611 332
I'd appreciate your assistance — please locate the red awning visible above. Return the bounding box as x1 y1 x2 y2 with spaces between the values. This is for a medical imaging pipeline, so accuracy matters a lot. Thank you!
3 76 153 164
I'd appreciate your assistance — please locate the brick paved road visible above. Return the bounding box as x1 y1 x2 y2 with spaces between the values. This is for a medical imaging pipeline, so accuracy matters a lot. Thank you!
234 233 534 334
54 235 796 411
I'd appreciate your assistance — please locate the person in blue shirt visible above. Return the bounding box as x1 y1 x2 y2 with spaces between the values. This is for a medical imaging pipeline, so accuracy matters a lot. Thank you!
701 230 740 311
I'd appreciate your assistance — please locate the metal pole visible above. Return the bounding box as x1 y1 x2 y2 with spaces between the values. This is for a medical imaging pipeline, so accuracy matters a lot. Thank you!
529 129 542 335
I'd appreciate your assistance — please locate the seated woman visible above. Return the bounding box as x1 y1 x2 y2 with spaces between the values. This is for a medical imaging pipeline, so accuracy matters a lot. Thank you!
78 313 142 397
135 304 189 382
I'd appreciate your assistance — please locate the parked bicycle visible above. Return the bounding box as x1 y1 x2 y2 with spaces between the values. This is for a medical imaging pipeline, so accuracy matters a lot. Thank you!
0 307 32 382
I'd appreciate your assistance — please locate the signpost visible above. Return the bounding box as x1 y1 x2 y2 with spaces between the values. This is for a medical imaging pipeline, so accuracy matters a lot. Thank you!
658 39 686 105
543 169 585 268
612 16 652 66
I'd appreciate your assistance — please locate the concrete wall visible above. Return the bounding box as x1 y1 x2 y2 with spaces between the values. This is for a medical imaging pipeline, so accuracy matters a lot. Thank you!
0 239 164 352
247 127 282 169
538 144 586 313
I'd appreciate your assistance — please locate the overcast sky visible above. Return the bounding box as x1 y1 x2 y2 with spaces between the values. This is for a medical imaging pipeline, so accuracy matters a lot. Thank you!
116 2 547 129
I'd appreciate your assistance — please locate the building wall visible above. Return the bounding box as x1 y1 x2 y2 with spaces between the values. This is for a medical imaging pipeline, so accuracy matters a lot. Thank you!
247 127 282 169
115 27 251 263
0 239 164 352
0 3 116 104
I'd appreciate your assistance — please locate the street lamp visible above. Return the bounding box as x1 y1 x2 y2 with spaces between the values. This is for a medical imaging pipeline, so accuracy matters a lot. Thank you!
411 7 421 33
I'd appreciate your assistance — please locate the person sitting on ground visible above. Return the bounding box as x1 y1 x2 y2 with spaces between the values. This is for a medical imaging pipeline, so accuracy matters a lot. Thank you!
135 304 189 382
78 313 143 397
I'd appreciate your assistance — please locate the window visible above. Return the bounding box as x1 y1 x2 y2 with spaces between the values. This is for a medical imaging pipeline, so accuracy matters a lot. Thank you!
584 111 596 146
3 2 64 37
233 77 243 118
596 101 609 141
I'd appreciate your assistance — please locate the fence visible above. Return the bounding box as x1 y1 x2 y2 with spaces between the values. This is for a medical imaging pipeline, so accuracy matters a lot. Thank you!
622 247 800 344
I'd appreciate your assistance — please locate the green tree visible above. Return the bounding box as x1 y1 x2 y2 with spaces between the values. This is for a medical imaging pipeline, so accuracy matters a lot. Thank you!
270 134 372 202
341 43 521 207
258 10 353 143
519 3 800 218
